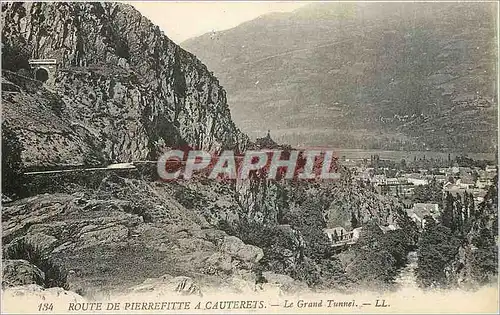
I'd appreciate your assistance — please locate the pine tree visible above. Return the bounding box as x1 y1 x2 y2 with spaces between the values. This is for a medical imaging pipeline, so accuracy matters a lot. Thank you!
351 211 360 229
416 216 460 288
440 192 455 229
468 192 475 219
463 192 469 223
454 196 463 233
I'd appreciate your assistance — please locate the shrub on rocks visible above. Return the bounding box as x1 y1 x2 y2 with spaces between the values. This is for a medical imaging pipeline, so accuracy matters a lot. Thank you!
4 239 69 289
2 259 45 288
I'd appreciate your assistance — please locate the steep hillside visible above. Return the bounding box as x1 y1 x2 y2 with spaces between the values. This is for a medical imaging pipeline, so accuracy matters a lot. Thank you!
1 2 248 172
1 2 414 297
182 2 497 152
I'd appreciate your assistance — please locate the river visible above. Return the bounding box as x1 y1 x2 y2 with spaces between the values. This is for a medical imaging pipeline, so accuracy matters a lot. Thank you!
394 251 418 290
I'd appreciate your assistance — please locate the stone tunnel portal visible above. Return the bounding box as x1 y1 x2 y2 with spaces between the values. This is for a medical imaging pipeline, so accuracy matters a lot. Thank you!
28 59 57 86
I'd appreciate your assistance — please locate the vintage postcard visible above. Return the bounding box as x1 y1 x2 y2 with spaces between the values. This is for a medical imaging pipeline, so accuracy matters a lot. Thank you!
1 1 498 314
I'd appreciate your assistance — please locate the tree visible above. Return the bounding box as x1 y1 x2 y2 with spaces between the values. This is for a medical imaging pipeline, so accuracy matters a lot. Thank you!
440 192 455 230
1 40 31 72
400 159 407 169
413 177 443 204
356 221 383 249
416 216 460 288
348 247 397 289
453 196 463 233
463 192 470 223
345 220 408 289
468 192 475 219
2 123 25 199
467 181 498 285
350 211 360 229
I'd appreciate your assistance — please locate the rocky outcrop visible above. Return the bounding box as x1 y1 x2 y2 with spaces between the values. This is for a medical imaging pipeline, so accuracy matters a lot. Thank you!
1 2 248 171
2 260 45 288
324 179 404 228
1 175 268 295
220 235 264 265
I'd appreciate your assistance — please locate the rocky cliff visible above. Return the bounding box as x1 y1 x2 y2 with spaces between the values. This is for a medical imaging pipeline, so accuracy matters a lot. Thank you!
1 176 272 296
1 2 313 296
2 2 248 170
2 2 414 297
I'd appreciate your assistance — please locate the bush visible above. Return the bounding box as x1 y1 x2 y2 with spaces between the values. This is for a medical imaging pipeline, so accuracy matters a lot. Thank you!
416 216 460 288
1 41 31 72
1 123 25 199
347 248 397 287
346 221 412 290
5 239 69 290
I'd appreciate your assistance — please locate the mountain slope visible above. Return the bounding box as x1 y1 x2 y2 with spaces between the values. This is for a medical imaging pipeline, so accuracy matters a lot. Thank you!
1 2 248 171
1 2 493 298
182 2 497 152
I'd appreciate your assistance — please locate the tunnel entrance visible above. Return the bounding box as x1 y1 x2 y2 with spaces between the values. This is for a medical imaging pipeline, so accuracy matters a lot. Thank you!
35 68 49 83
28 59 57 86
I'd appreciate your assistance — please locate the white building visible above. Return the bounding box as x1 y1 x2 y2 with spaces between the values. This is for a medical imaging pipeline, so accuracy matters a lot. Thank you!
324 227 348 242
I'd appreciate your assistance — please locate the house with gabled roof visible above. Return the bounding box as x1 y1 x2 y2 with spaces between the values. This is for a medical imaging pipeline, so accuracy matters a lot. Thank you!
407 203 439 229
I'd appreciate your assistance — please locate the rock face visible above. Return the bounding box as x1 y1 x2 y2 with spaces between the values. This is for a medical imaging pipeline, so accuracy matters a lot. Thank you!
1 175 269 295
2 260 45 288
1 2 248 171
220 235 264 265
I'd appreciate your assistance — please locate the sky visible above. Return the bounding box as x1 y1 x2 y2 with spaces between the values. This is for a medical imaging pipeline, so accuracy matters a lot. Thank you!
129 1 307 44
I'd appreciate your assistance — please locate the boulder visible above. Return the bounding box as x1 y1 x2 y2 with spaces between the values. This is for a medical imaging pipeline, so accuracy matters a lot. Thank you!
9 233 58 255
2 260 45 288
220 236 264 264
202 252 233 275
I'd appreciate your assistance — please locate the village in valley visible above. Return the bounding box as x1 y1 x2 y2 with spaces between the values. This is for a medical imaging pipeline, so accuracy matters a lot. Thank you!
324 152 497 247
249 131 497 248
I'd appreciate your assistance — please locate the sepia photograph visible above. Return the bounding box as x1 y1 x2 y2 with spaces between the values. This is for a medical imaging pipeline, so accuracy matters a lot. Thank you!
1 1 498 313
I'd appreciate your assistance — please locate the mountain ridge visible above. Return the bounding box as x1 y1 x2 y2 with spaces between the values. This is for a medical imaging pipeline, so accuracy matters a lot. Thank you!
182 2 498 153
